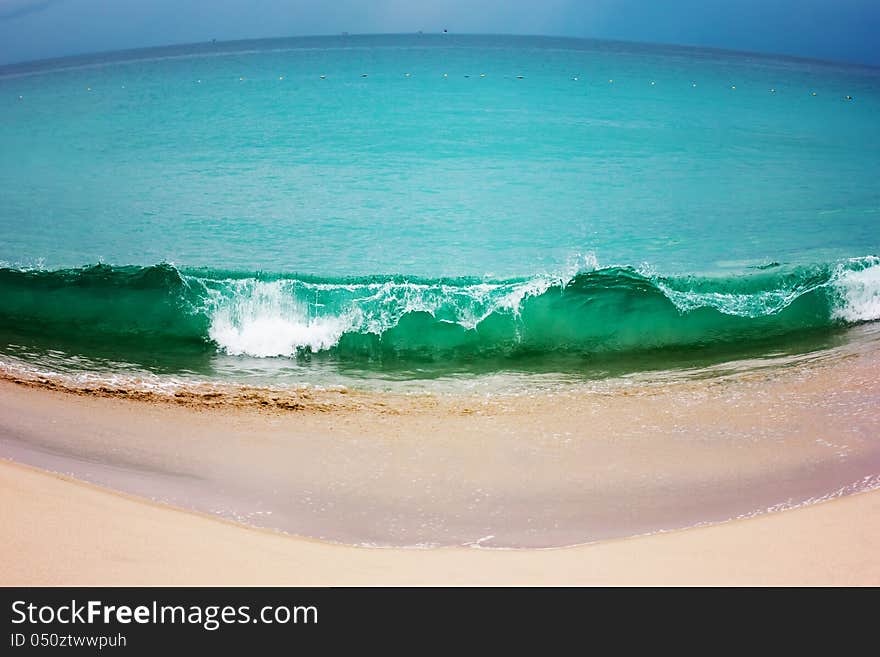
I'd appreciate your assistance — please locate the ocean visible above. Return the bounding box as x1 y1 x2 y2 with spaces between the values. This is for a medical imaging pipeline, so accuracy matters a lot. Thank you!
1 34 879 392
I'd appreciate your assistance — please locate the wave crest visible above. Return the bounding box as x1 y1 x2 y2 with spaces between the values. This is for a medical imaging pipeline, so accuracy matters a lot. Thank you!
0 256 878 363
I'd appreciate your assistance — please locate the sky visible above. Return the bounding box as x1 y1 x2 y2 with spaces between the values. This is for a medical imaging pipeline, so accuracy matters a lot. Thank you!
0 0 878 67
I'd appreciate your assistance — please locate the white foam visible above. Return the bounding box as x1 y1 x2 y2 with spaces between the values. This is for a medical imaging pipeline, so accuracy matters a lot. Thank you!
201 252 604 358
658 285 811 316
832 257 880 322
210 313 352 357
657 256 880 321
207 280 357 357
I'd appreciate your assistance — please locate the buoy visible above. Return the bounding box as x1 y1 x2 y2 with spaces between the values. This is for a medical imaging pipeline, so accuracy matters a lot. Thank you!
650 81 656 86
278 76 284 81
442 73 448 77
845 95 853 101
730 85 736 90
480 73 486 78
609 79 614 83
239 76 244 81
572 76 579 81
86 87 91 91
811 91 817 96
18 95 23 100
770 88 776 93
405 73 411 77
197 79 202 83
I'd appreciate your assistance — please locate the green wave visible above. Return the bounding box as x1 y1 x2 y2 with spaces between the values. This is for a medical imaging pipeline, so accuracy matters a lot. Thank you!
0 257 878 369
0 263 209 345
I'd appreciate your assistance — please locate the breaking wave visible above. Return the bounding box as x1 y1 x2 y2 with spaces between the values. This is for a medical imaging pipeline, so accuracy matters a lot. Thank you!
0 256 878 365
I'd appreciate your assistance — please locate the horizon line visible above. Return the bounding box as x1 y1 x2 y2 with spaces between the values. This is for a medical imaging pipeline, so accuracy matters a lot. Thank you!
1 31 878 74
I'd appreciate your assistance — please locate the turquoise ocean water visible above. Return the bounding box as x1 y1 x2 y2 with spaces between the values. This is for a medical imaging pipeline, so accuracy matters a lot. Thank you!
1 34 879 390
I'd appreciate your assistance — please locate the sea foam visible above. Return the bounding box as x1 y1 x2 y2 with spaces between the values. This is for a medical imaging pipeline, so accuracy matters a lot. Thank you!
1 256 878 363
207 279 357 357
831 256 880 323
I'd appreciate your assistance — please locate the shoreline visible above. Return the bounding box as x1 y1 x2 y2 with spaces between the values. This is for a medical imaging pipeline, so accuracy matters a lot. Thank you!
3 318 879 414
1 338 878 582
2 458 879 585
2 335 879 549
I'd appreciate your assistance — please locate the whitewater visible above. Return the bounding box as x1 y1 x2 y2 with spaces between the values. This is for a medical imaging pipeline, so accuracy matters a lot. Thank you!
1 34 879 388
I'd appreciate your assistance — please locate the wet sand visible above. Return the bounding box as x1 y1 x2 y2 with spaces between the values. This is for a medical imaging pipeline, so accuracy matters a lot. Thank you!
2 458 878 585
1 333 880 551
1 334 879 582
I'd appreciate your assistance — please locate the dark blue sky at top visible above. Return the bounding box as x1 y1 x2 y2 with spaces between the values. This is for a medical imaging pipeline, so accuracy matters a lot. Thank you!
0 0 878 67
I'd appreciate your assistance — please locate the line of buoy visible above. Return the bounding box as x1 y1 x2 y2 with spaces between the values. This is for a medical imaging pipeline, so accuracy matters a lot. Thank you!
11 75 859 103
192 73 855 97
64 78 860 100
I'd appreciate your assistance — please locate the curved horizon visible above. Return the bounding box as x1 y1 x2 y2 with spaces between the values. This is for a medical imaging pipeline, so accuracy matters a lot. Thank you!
0 0 878 67
2 31 879 74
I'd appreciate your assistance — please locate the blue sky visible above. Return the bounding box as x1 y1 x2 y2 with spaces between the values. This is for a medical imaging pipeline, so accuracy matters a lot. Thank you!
0 0 878 66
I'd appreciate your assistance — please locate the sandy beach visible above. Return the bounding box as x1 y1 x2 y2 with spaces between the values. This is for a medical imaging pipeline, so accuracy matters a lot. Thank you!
1 458 879 586
1 332 879 585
